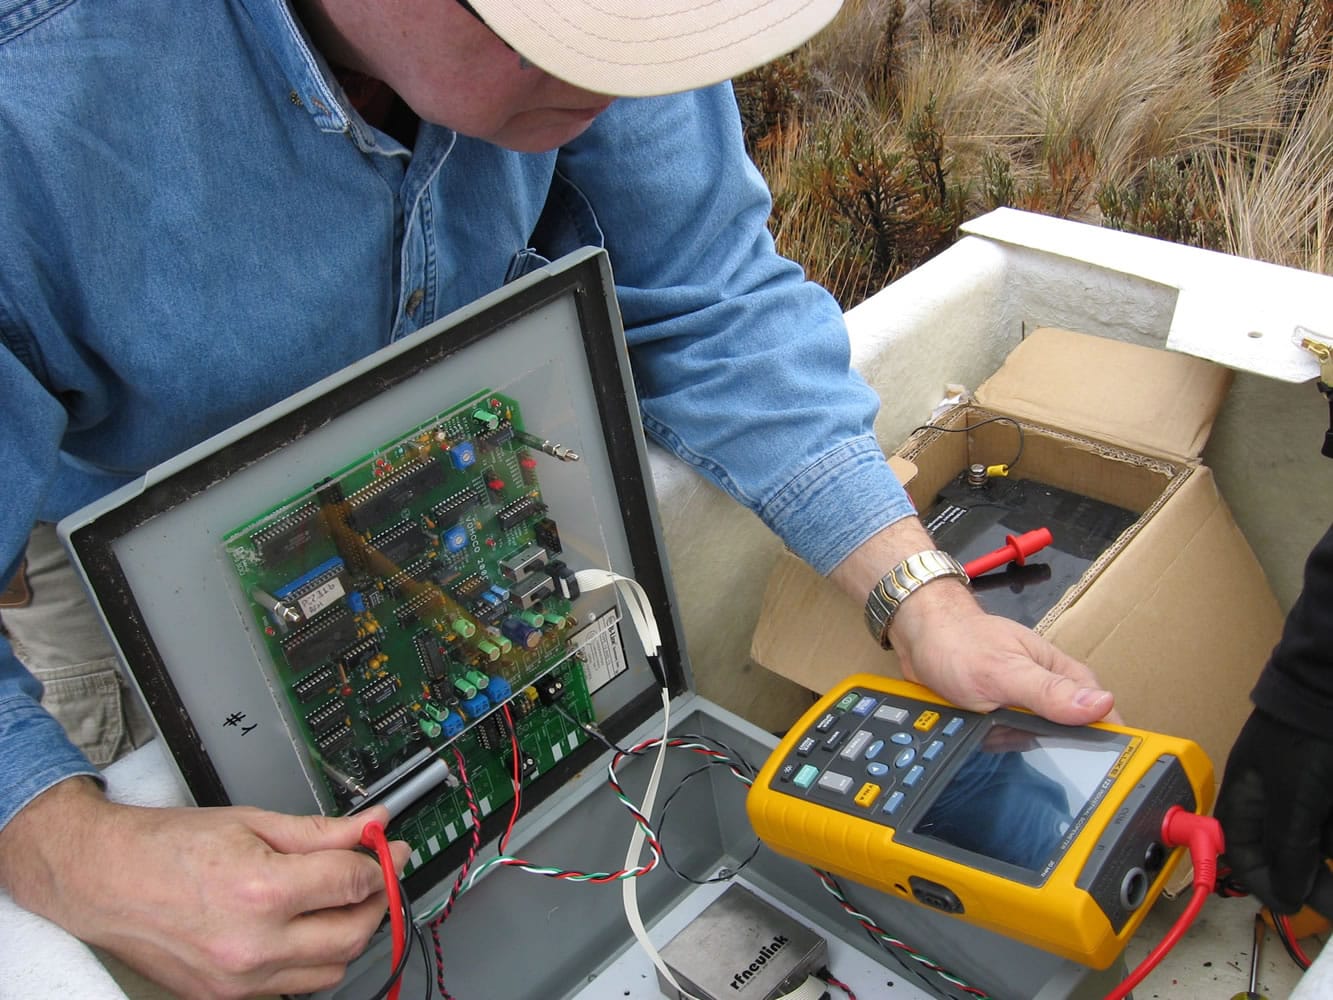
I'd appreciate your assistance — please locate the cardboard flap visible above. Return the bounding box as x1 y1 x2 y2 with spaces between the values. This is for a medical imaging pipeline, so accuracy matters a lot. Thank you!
888 453 917 486
976 328 1232 461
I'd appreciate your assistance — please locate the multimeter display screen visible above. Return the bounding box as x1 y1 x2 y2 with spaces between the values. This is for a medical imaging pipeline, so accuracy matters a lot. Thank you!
911 723 1125 875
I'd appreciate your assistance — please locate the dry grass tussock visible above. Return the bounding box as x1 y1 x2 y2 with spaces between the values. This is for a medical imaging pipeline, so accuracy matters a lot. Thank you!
737 0 1333 308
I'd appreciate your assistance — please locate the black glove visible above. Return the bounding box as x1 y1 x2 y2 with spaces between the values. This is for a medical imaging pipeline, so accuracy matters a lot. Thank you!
1215 707 1333 917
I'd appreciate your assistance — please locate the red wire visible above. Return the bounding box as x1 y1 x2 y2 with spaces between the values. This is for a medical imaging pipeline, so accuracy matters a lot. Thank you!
1278 914 1314 968
500 705 522 853
1104 808 1224 1000
360 821 406 1000
1102 884 1209 1000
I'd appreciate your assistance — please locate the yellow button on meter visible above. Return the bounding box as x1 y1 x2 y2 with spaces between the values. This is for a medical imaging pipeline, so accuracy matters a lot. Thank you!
854 782 881 808
913 709 940 732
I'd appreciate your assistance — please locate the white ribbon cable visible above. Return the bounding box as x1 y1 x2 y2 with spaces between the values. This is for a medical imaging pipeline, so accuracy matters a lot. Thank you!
620 687 700 1000
572 570 692 996
573 568 660 657
779 976 833 1000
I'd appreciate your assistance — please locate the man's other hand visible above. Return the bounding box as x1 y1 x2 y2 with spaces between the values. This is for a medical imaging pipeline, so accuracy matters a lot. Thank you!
1216 707 1333 918
0 777 410 999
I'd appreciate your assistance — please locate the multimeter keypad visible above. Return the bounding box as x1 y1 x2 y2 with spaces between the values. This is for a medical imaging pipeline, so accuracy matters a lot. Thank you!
772 687 976 827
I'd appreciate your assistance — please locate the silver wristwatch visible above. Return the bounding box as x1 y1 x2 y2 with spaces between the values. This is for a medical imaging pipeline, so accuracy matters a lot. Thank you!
864 550 970 649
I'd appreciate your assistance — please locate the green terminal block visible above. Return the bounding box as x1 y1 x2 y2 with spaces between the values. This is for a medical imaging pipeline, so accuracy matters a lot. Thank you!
473 408 500 429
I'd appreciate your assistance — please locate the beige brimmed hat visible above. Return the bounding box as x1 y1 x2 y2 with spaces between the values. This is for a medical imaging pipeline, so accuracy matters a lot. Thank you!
467 0 844 98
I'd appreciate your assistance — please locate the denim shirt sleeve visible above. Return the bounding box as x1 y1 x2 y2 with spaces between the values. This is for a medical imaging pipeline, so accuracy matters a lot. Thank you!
0 346 101 833
552 87 917 575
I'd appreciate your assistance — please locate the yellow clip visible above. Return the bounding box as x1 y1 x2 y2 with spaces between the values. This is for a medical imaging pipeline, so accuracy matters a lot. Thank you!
1296 326 1333 385
985 464 1010 478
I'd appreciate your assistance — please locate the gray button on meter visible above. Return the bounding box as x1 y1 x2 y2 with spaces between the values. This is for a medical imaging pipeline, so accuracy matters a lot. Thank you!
839 729 873 761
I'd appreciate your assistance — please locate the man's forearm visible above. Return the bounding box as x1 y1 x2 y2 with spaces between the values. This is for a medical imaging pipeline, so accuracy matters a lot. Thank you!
0 775 105 919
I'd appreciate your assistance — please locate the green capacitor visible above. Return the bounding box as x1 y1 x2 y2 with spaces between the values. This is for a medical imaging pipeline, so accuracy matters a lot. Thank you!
453 676 477 700
494 635 513 654
421 702 445 722
519 610 545 628
464 669 490 689
543 612 567 629
476 640 500 661
419 718 442 739
453 618 476 638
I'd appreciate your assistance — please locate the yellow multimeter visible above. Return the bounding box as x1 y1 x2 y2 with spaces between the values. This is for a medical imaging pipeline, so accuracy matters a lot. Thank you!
746 675 1214 969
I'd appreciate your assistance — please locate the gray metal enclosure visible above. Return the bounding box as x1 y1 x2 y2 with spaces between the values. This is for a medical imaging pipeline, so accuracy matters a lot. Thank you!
331 698 1130 1000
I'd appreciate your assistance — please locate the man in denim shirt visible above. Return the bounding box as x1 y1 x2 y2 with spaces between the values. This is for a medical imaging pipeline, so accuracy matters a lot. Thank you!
0 1 1117 995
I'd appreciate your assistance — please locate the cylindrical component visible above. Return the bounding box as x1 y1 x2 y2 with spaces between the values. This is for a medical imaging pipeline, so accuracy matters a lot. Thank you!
963 527 1054 579
420 702 445 722
966 463 988 488
502 617 543 650
475 640 500 661
452 618 476 638
377 758 454 820
419 717 442 740
252 588 301 628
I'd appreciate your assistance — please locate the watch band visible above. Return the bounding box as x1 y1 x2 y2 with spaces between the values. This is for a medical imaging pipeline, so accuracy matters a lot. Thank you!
864 550 970 649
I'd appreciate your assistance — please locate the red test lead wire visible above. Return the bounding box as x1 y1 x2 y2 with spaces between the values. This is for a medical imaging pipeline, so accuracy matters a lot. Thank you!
1103 807 1225 1000
360 821 406 1000
962 527 1053 579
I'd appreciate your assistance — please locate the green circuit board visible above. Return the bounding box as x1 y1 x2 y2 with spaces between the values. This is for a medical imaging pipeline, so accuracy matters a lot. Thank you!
222 388 597 872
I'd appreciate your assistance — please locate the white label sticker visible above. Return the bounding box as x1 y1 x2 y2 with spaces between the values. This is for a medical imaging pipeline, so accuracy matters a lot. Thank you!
569 609 630 694
297 577 345 619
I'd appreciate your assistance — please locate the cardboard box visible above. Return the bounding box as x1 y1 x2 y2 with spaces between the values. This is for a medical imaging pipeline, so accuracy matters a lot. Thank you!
751 328 1285 779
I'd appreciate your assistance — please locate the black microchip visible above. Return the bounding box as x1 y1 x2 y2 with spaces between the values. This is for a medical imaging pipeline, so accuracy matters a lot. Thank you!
387 557 441 598
316 721 354 754
475 423 515 451
372 706 410 737
251 501 323 569
349 458 447 531
339 634 381 669
281 605 359 672
450 572 488 603
414 631 450 680
306 698 345 731
496 495 547 530
293 665 335 703
359 676 398 706
394 590 443 628
370 520 429 567
476 712 512 752
430 480 484 527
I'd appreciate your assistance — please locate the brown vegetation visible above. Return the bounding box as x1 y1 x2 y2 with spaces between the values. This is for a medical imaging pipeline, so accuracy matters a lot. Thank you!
736 0 1333 308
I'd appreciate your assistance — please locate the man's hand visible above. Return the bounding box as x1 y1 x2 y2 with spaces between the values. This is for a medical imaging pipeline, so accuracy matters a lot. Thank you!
1215 707 1333 918
0 776 410 999
831 519 1116 726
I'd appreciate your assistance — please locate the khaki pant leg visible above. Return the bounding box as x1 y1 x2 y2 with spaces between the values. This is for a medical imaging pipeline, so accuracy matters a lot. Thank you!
1 523 154 766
